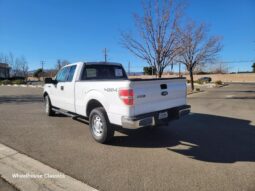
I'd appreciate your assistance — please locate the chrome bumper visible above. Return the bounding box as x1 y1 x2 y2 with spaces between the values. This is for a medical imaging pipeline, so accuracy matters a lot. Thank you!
121 116 155 128
121 105 191 128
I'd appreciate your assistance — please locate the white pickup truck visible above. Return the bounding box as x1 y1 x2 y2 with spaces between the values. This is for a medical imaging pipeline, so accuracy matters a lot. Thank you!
43 62 190 143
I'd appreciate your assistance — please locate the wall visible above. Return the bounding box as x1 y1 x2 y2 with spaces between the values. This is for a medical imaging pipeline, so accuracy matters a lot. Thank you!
129 73 255 83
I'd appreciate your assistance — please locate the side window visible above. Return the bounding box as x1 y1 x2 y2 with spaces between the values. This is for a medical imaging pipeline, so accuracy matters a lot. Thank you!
66 65 77 82
86 68 97 78
55 67 69 82
55 68 64 81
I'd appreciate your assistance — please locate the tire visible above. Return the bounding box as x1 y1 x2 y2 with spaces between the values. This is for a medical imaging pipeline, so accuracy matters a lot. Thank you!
44 95 55 116
89 107 114 143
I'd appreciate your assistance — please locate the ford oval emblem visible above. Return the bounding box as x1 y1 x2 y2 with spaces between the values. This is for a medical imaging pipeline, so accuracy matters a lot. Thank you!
161 91 168 96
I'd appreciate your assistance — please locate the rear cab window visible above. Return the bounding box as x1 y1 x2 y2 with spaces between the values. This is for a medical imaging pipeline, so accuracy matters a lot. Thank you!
81 64 127 80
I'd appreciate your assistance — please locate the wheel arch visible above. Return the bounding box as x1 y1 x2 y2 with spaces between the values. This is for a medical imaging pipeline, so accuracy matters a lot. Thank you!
86 99 106 117
43 91 49 99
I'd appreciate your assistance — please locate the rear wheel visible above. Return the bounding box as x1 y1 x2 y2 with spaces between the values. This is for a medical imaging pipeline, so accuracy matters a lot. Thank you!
89 107 114 143
44 95 55 116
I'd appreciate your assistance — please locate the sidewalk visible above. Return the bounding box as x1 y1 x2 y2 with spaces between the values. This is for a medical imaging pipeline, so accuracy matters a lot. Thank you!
0 143 97 191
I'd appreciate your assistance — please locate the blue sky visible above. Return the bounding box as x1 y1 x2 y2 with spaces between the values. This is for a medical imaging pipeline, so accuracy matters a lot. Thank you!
0 0 254 72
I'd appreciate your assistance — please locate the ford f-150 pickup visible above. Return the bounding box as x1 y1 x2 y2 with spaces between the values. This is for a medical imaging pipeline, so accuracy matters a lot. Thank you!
43 62 190 143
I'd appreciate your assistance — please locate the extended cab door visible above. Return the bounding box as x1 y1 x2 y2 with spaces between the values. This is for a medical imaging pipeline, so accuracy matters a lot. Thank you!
52 65 77 112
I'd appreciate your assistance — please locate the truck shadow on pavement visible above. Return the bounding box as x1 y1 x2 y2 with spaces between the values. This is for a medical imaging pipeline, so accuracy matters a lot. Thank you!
0 95 43 104
111 113 255 163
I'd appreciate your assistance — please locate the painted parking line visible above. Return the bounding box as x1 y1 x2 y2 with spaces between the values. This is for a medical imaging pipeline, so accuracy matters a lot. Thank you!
0 143 98 191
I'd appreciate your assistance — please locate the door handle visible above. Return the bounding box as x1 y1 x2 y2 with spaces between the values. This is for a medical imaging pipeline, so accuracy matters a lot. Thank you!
60 86 64 91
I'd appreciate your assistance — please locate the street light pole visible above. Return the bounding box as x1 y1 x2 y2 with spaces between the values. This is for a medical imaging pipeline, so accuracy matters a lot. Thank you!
179 63 181 77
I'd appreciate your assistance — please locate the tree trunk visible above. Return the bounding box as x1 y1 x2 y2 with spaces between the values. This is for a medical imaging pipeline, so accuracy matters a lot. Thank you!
189 69 194 91
158 67 163 78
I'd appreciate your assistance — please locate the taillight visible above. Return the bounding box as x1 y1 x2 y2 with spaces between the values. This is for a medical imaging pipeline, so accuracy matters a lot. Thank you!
119 89 134 106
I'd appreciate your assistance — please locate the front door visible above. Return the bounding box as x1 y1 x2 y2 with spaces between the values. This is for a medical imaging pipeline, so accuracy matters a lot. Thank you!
52 65 77 112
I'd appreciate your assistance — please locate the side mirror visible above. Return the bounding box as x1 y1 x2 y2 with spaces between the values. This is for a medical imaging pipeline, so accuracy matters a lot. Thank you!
44 78 57 84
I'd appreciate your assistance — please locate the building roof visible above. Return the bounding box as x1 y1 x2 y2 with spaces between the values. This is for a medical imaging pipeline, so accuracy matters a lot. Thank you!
0 63 10 68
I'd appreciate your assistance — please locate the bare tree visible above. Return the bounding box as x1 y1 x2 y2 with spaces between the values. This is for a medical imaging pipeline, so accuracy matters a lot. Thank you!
13 58 22 77
55 59 70 70
8 52 15 69
177 21 222 90
56 59 61 70
121 0 184 77
210 62 228 74
0 52 14 67
0 53 29 78
11 56 28 78
0 53 5 63
19 56 29 79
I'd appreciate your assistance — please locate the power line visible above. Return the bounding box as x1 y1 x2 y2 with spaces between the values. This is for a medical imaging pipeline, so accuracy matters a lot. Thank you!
218 60 254 63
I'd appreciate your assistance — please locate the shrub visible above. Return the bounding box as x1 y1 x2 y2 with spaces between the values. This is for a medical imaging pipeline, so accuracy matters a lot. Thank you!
196 71 209 75
2 80 12 85
215 80 223 85
143 66 156 75
196 80 203 84
12 79 25 85
195 88 200 92
186 79 190 83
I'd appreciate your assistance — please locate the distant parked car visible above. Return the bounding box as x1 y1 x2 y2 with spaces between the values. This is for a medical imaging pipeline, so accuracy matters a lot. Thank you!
198 77 212 83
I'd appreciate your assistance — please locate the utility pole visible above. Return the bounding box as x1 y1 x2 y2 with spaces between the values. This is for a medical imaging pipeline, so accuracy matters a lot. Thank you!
128 61 130 75
41 61 45 72
179 63 181 77
103 48 108 62
41 60 45 81
57 59 61 70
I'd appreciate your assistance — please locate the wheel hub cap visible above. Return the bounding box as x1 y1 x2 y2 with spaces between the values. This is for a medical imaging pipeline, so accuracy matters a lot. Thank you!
92 115 103 136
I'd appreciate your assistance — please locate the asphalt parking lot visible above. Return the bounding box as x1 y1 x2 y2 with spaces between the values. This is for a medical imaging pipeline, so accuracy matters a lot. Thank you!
0 83 255 191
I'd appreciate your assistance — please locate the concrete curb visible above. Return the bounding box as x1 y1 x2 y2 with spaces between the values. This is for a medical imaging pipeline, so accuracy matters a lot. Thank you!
187 90 205 96
0 143 98 191
1 85 43 88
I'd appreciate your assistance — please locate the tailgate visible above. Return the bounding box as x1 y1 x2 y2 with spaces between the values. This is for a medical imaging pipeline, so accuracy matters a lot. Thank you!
130 78 187 116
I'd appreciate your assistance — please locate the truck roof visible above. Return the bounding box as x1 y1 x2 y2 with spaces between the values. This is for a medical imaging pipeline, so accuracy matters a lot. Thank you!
66 62 122 67
85 62 122 66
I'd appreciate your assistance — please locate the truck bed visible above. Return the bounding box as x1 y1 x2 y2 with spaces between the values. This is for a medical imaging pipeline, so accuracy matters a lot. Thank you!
129 77 186 81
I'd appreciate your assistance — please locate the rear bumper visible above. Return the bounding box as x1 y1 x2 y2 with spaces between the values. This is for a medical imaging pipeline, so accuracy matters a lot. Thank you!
121 105 191 128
